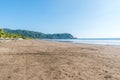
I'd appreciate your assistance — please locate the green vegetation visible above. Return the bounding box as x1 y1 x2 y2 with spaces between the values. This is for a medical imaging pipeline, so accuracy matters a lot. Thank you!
4 28 75 39
0 29 24 39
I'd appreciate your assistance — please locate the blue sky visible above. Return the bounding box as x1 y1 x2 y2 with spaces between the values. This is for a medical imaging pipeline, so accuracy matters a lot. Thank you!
0 0 120 38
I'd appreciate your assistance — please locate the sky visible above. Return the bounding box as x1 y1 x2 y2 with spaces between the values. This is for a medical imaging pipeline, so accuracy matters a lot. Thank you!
0 0 120 38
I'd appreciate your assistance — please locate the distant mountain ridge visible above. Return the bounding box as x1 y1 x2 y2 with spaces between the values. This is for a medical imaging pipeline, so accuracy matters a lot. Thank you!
3 28 75 39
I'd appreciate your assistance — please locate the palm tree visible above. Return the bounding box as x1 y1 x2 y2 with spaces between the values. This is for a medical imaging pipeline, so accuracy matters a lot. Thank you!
0 29 4 38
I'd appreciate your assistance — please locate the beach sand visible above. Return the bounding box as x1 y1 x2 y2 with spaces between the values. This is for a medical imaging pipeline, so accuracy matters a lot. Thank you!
0 40 120 80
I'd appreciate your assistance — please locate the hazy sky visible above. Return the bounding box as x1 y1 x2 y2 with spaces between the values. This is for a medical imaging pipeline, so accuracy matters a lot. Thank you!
0 0 120 38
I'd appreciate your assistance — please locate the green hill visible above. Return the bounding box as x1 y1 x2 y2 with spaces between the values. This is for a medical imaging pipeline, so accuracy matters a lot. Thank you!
0 29 23 39
3 28 75 39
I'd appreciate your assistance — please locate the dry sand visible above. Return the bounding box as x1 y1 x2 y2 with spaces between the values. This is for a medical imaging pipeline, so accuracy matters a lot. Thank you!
0 40 120 80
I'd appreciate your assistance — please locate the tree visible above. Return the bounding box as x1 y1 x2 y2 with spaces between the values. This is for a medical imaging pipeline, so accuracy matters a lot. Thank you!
0 28 25 39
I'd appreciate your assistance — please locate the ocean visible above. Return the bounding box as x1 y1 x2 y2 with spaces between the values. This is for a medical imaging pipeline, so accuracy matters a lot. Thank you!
47 38 120 46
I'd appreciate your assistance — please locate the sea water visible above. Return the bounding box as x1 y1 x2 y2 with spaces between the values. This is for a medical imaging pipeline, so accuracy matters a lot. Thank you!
47 38 120 46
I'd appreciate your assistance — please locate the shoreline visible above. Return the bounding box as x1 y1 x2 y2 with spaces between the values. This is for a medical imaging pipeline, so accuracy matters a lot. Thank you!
43 39 120 47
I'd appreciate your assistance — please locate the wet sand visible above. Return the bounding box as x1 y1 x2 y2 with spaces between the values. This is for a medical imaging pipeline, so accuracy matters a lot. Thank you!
0 40 120 80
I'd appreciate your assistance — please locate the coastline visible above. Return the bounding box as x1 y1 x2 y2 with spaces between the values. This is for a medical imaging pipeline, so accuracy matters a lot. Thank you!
0 39 120 80
46 38 120 46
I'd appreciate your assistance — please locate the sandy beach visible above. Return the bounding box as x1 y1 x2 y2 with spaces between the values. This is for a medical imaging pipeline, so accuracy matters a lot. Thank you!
0 40 120 80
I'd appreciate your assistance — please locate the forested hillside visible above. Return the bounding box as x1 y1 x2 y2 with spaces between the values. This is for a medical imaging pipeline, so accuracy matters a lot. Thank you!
3 28 75 39
0 29 23 39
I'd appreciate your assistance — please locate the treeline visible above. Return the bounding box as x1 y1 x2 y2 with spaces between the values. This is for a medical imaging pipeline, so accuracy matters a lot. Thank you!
0 29 24 39
3 28 75 39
